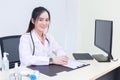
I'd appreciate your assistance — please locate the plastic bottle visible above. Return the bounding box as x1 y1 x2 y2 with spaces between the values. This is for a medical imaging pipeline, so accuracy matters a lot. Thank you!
2 52 9 71
34 70 40 79
0 52 3 70
14 62 21 80
15 62 19 70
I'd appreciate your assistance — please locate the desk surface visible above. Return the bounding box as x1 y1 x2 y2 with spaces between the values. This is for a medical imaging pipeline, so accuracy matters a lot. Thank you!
0 54 120 80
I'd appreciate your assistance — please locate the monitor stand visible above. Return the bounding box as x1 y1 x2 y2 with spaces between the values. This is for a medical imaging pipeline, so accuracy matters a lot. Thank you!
92 54 110 62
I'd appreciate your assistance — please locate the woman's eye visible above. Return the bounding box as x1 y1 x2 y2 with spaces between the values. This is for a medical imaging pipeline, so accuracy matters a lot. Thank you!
46 19 49 22
38 18 49 22
39 19 43 21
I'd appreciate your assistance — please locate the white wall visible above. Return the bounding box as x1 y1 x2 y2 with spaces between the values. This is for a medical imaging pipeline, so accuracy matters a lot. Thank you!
78 0 120 59
65 0 80 53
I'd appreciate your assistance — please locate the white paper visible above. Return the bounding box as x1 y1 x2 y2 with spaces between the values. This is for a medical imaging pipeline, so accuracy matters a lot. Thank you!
63 59 89 69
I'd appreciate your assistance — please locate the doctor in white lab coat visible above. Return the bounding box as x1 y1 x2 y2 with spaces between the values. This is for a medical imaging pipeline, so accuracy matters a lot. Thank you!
19 6 68 66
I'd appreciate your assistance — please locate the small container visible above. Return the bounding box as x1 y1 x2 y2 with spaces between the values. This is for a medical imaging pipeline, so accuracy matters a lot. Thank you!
2 52 9 71
28 74 36 80
34 70 40 79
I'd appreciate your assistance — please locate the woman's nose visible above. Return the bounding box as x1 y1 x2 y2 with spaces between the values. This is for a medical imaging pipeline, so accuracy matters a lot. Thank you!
42 21 47 25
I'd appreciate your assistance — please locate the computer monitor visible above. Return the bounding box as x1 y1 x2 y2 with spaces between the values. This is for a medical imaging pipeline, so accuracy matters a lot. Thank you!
94 19 113 62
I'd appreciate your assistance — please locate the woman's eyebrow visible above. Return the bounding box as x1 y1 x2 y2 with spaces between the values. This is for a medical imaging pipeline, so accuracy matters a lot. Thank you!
39 17 49 19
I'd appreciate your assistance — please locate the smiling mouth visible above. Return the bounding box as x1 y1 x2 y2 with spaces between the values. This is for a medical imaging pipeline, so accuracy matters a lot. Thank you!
40 26 45 29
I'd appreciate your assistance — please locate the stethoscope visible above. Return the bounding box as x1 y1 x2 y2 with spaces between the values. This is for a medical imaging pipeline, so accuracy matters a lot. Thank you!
30 31 49 55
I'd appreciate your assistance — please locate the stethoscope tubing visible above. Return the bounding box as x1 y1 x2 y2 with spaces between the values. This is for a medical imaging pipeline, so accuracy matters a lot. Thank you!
30 31 50 55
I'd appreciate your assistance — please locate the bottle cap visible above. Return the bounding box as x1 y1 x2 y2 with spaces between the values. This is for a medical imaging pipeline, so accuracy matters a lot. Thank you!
15 63 19 68
3 52 9 60
28 74 36 80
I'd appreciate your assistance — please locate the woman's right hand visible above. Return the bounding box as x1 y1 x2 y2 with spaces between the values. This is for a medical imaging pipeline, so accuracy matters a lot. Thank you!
52 56 68 65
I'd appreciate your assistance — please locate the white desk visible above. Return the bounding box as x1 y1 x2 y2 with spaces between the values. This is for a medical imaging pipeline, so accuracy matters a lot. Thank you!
0 55 120 80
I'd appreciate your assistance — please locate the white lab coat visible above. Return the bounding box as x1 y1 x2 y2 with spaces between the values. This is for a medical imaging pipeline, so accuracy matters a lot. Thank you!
19 30 66 66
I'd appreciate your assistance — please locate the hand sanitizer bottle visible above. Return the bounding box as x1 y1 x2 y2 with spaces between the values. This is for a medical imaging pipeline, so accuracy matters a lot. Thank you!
2 52 9 71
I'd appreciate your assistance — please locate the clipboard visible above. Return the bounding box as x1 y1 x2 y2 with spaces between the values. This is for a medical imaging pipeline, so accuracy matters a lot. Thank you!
28 61 90 76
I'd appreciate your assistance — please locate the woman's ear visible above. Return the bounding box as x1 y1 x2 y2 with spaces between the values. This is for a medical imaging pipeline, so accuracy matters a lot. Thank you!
31 18 35 24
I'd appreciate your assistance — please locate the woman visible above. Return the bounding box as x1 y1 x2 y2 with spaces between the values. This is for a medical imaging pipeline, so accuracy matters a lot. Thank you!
19 6 68 66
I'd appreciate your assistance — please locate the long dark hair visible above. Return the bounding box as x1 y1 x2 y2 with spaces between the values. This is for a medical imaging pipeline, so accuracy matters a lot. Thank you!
26 6 51 32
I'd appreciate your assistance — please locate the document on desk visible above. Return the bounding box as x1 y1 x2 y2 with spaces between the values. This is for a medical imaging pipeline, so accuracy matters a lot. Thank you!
63 59 90 69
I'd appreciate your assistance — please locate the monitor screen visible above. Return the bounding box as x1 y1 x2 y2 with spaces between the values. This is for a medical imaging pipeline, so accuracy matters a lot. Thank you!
94 19 113 60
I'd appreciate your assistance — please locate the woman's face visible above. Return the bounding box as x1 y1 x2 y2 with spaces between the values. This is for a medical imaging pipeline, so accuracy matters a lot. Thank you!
33 11 50 33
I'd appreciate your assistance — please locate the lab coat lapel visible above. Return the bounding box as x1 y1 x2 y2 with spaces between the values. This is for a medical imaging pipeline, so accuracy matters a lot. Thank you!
31 30 44 52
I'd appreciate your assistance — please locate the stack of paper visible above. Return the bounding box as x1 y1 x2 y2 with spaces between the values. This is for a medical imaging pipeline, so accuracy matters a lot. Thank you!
63 59 89 69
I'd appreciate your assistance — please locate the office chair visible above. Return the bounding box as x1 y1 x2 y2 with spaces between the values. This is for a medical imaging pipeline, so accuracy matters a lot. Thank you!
0 35 21 69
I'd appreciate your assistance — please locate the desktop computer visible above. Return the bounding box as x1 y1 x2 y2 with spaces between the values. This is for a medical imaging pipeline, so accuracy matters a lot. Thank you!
93 19 113 62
